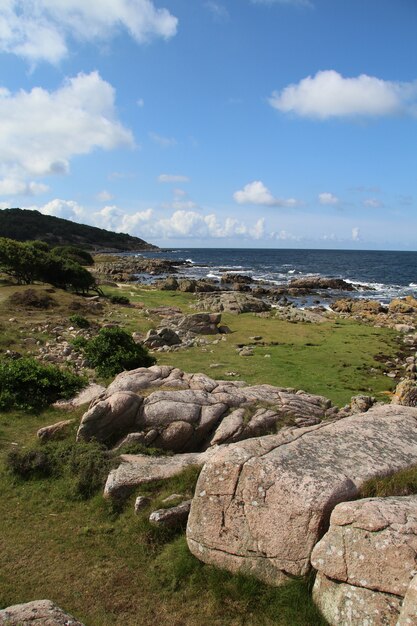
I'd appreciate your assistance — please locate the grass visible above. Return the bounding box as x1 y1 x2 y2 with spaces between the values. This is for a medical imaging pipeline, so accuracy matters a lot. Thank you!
359 465 417 499
0 280 407 625
0 413 327 625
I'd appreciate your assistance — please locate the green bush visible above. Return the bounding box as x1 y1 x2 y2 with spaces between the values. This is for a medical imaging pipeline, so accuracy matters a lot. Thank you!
52 245 94 266
82 327 156 377
109 294 130 305
69 314 90 328
6 439 110 499
0 357 86 412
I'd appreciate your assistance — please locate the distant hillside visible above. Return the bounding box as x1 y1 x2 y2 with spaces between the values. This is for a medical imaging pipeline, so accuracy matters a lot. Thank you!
0 208 158 252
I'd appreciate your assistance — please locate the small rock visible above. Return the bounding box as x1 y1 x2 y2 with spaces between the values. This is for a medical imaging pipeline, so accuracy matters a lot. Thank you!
149 500 192 527
134 496 150 514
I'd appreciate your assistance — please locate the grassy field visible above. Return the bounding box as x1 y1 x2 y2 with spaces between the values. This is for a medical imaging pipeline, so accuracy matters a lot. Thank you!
0 281 403 625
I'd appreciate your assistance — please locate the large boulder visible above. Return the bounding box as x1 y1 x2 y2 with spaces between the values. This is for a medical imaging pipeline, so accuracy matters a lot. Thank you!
0 600 84 625
186 405 417 585
196 292 271 314
76 391 142 443
177 313 222 335
311 496 417 625
398 573 417 625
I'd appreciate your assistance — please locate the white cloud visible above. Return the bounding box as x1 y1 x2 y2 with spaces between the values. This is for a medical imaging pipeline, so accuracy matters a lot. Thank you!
149 132 177 148
352 227 360 241
96 190 113 202
319 192 339 206
269 70 417 119
233 180 299 207
272 229 301 241
0 0 178 64
0 177 48 196
22 199 266 241
158 174 190 183
137 98 145 107
0 71 133 181
26 198 85 221
363 198 383 209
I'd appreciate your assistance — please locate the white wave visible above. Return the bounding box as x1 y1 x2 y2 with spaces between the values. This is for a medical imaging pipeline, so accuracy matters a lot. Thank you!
185 258 195 264
409 283 417 288
206 272 221 280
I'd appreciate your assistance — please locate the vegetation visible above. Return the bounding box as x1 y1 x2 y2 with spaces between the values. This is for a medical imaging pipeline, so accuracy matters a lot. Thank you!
52 245 94 266
0 237 97 293
81 327 156 377
69 314 90 329
0 208 157 251
109 294 131 305
359 465 417 498
0 413 326 625
0 281 405 625
0 357 86 412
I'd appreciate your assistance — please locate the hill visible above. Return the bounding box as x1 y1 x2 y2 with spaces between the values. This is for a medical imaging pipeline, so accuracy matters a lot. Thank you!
0 208 158 252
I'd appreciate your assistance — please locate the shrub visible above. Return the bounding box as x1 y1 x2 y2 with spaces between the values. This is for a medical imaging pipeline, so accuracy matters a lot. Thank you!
82 327 155 377
6 447 52 479
52 245 94 266
6 439 110 499
109 294 130 305
0 357 86 412
69 314 90 329
8 288 56 309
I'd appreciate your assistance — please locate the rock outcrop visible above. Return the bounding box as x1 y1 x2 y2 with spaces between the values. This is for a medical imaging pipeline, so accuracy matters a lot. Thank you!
186 405 417 586
104 449 217 499
0 599 84 625
77 366 338 450
195 292 271 314
312 496 417 626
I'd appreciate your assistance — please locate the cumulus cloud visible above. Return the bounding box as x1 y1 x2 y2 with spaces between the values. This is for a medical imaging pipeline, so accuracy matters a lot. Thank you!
0 0 178 64
352 227 360 241
158 174 190 183
0 71 133 182
318 192 339 206
26 198 85 221
269 70 417 119
0 177 48 196
233 181 299 207
22 199 265 242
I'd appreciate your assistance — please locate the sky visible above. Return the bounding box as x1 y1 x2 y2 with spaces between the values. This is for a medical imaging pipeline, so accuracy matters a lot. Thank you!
0 0 416 250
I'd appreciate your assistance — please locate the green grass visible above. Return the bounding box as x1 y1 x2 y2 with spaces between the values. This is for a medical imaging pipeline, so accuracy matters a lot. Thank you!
359 465 417 498
0 281 405 625
0 412 327 625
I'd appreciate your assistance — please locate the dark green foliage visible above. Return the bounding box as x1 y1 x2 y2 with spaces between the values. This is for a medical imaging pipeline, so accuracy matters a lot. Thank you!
70 336 88 350
0 236 97 293
69 314 90 328
8 288 56 309
52 245 94 266
82 327 156 377
109 294 130 305
0 208 156 251
6 447 52 479
0 357 86 412
6 439 110 499
359 465 417 498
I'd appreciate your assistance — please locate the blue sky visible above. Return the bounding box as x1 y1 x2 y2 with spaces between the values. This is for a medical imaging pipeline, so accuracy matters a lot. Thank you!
0 0 416 249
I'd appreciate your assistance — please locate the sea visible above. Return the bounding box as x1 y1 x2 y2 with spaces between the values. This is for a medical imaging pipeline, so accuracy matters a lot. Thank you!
130 248 417 305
